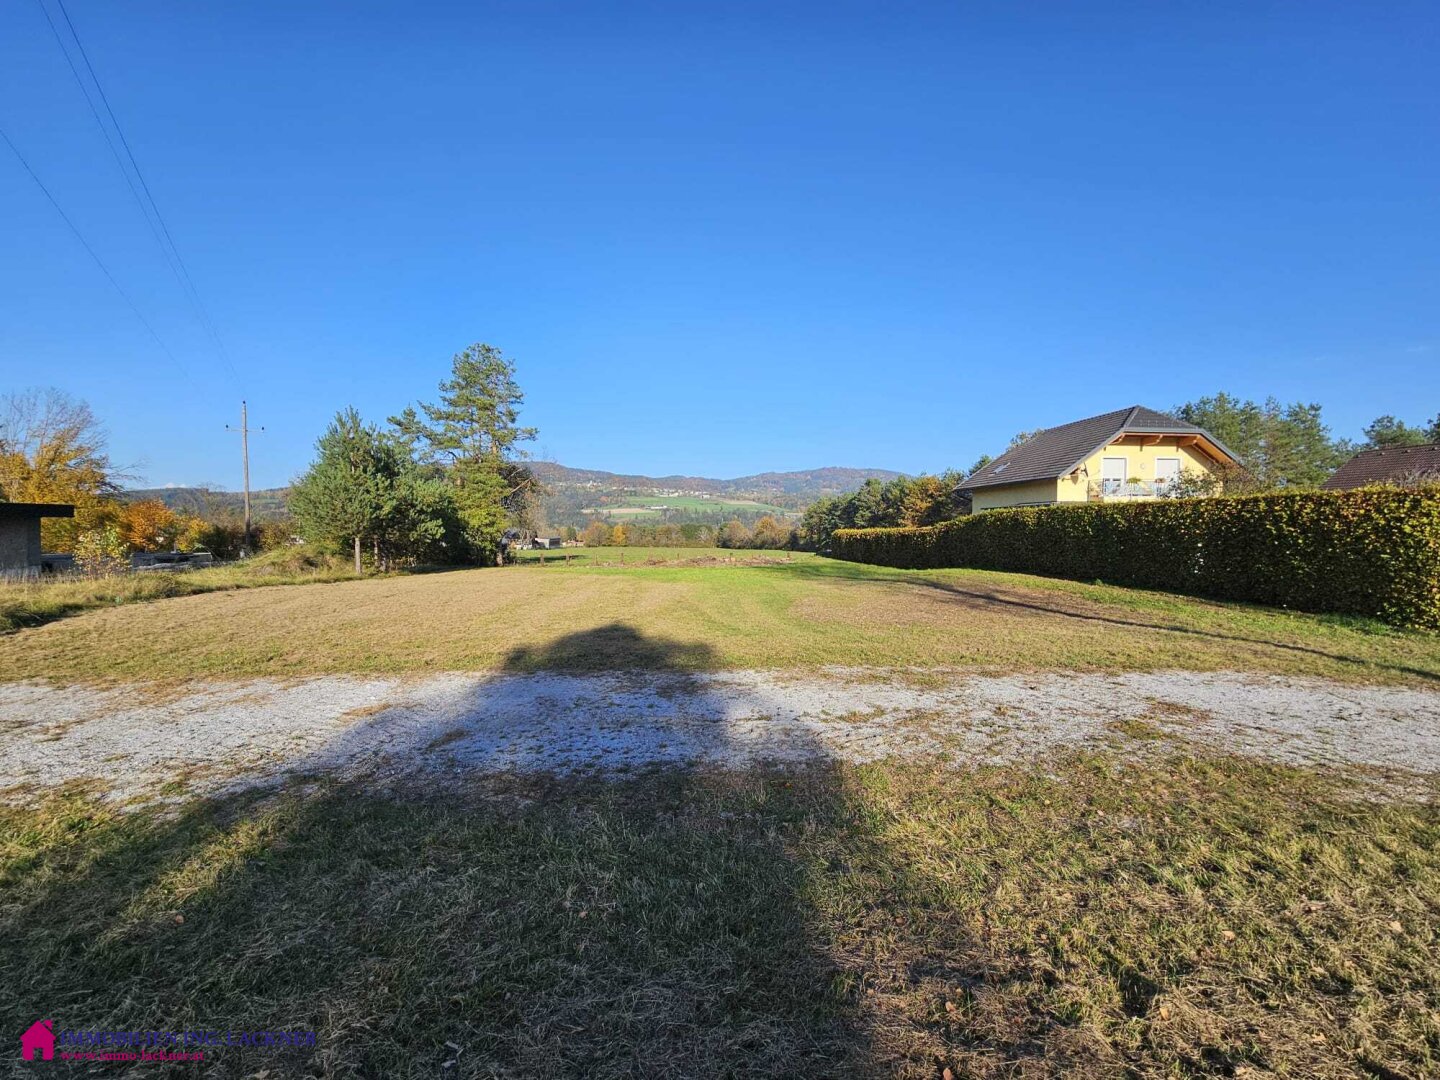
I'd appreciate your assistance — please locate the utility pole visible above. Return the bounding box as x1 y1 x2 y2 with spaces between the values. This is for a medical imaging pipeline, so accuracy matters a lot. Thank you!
226 401 263 556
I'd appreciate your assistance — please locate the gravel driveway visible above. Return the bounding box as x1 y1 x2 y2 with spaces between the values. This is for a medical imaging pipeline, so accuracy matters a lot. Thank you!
2 670 1438 802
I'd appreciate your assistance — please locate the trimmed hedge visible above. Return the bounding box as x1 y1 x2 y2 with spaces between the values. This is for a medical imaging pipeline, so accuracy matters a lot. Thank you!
831 487 1440 630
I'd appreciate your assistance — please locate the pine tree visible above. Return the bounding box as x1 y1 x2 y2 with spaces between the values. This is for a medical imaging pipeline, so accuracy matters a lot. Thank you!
390 343 538 563
290 409 401 572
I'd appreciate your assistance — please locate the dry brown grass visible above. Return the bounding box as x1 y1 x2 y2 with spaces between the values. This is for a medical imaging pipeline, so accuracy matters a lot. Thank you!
2 752 1436 1077
1 556 1437 685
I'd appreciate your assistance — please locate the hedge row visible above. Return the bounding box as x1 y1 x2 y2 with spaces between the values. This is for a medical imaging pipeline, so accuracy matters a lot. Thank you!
831 487 1440 630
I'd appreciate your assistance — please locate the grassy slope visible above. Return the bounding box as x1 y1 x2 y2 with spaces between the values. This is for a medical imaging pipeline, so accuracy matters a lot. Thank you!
2 551 1437 684
2 752 1436 1078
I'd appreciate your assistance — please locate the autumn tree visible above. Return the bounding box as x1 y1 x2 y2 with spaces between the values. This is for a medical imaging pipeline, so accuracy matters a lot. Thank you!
119 499 183 552
750 515 790 549
390 343 538 564
581 520 610 547
0 389 120 552
717 520 752 548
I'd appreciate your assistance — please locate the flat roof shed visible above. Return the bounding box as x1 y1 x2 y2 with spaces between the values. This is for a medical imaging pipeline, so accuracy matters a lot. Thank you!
0 502 75 571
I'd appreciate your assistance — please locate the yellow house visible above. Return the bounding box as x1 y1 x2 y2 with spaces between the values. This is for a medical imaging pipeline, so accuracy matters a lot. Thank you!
962 405 1240 512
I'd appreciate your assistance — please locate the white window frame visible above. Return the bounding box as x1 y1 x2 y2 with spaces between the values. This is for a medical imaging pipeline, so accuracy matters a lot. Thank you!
1101 456 1127 495
1154 457 1181 492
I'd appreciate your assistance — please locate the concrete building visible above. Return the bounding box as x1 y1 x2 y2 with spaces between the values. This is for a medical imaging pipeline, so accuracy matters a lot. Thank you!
0 502 75 576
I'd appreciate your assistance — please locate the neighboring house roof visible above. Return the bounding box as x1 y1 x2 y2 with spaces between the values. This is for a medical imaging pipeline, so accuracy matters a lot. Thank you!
1322 443 1440 490
961 406 1239 491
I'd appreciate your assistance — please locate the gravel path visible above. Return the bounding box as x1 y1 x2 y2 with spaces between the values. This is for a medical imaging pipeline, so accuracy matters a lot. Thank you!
2 670 1438 801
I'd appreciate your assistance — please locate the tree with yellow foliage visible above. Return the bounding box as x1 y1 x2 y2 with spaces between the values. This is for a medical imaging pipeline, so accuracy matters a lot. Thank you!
119 499 183 552
0 389 120 552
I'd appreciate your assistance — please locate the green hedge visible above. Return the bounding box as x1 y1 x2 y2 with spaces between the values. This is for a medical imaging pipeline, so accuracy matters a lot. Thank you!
831 487 1440 629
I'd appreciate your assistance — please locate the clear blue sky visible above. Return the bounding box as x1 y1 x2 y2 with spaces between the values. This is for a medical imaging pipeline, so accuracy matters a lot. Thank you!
2 1 1436 490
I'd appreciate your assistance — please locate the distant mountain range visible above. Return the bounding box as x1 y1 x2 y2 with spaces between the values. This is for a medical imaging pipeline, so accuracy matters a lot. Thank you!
528 463 904 498
125 464 905 522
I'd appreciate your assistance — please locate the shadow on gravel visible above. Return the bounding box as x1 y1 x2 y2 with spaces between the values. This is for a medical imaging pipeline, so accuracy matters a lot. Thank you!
0 625 923 1078
9 634 1429 1077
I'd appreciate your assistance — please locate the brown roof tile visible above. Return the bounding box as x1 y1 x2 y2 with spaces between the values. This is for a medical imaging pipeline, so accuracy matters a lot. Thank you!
961 405 1236 491
1322 443 1440 489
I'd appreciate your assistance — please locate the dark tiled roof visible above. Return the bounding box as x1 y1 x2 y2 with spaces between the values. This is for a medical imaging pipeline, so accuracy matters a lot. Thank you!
0 502 75 518
961 405 1231 491
1322 443 1440 490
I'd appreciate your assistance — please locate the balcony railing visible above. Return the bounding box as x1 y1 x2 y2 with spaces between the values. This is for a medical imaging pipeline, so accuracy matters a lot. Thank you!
1097 479 1179 499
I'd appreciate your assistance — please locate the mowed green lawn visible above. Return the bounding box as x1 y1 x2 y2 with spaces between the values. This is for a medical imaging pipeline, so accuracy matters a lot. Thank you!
1 550 1437 684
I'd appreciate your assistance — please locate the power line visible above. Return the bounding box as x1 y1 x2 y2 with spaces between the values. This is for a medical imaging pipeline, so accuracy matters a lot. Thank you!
1 123 182 366
31 0 181 288
44 0 242 387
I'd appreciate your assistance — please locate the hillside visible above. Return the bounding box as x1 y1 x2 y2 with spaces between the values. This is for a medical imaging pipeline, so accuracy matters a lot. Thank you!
123 487 290 520
529 463 904 499
125 465 904 529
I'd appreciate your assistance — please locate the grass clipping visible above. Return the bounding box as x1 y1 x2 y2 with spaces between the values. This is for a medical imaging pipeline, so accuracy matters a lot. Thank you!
1 751 1437 1077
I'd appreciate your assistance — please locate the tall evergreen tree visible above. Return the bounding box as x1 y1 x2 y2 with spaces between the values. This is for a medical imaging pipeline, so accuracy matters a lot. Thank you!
1363 414 1436 448
1174 394 1348 489
292 409 466 572
390 343 538 563
289 409 396 572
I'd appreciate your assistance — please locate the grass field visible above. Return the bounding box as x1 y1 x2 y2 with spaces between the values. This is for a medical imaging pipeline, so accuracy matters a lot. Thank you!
4 553 1439 1077
0 548 362 635
2 549 1437 684
3 752 1437 1077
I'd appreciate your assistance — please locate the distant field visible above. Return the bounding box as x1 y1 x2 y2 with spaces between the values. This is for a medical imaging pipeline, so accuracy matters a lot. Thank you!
583 495 794 519
512 546 796 567
3 552 1437 684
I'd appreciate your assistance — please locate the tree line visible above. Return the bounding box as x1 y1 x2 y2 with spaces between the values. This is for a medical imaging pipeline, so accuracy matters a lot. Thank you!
568 515 797 549
4 380 1434 567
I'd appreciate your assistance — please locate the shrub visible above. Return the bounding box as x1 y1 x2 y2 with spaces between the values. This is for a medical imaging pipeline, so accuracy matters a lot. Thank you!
832 487 1440 629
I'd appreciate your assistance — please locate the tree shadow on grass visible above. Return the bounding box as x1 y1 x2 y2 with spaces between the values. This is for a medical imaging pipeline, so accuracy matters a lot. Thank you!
766 558 1440 684
0 625 928 1077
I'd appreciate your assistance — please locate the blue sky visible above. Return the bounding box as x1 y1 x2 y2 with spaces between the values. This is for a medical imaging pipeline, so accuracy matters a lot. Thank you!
2 1 1436 490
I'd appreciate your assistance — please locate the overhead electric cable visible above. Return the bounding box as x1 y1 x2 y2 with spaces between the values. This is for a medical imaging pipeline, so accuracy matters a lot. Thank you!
1 123 184 366
43 0 242 386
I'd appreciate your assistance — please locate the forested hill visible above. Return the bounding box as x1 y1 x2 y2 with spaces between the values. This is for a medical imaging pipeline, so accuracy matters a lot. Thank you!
528 463 905 499
124 465 905 526
123 487 290 519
